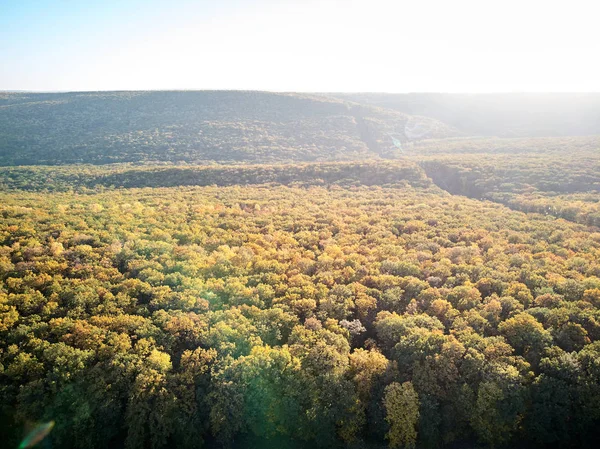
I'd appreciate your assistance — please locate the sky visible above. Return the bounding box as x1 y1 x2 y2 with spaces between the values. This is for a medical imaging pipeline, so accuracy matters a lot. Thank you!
1 0 599 93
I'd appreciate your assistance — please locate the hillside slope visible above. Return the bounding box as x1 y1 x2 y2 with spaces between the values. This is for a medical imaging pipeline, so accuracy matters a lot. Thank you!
0 91 457 165
331 93 600 138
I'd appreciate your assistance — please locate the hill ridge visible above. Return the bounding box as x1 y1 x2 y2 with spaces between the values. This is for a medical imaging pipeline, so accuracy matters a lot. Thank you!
0 90 458 166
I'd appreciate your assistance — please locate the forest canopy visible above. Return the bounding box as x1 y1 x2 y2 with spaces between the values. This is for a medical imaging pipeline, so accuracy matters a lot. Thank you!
1 90 599 449
2 178 600 448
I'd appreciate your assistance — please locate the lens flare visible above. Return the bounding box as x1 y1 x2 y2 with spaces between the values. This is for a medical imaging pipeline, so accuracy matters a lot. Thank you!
18 421 55 449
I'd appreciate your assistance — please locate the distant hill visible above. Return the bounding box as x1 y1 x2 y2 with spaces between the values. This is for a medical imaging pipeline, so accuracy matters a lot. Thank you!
0 91 457 165
330 93 600 138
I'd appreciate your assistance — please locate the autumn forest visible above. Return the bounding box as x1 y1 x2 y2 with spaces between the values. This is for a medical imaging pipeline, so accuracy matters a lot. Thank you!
1 91 600 449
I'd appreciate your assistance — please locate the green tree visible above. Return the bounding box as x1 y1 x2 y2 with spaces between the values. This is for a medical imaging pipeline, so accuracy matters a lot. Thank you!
383 382 420 448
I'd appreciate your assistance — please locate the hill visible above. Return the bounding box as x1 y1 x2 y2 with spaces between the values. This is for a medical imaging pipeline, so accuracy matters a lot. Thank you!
0 91 457 165
330 93 600 137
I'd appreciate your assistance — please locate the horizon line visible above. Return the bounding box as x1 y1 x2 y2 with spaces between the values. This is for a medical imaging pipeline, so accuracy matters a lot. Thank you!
2 89 600 95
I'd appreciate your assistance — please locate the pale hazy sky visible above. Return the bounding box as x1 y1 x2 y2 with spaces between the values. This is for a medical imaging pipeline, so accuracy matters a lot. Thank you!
1 0 599 92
